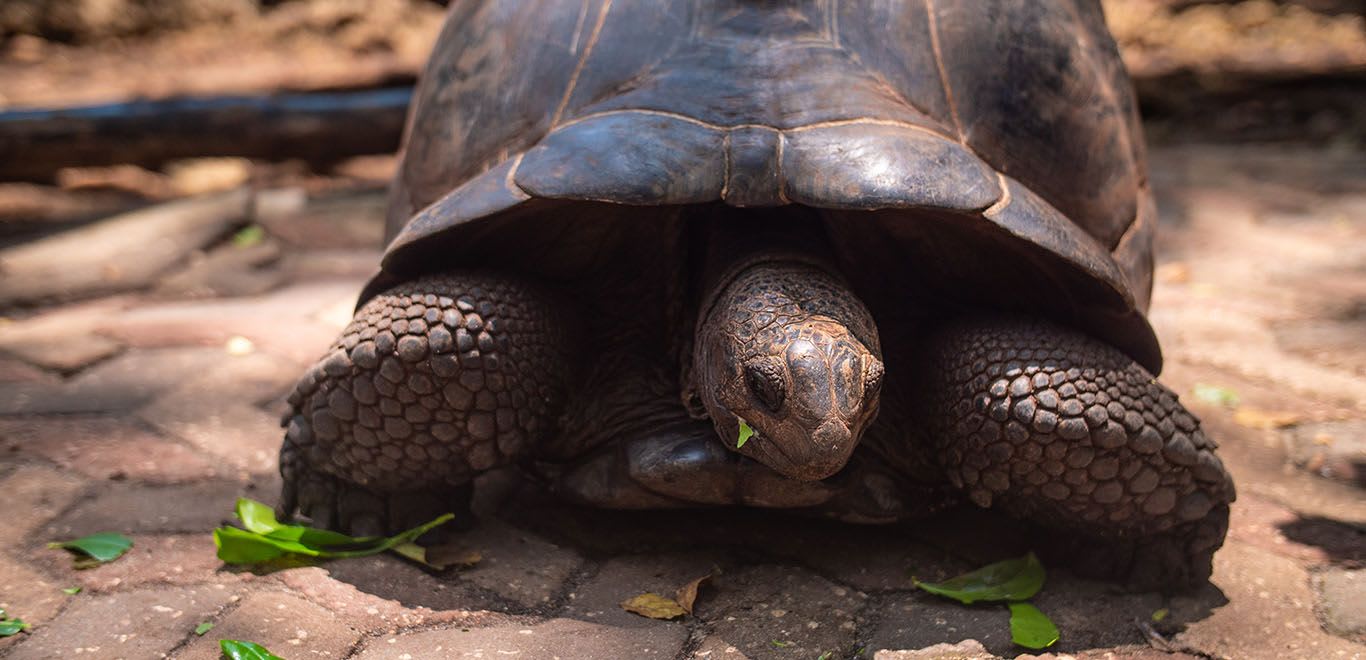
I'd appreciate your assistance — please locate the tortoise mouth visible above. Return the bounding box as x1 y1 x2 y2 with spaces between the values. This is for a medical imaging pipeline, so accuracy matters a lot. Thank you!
733 414 856 482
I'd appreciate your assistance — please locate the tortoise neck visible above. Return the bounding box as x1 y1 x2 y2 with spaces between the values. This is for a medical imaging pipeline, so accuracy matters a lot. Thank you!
692 206 839 310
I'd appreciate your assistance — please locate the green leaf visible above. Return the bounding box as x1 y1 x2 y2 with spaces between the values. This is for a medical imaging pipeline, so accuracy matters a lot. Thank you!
49 532 134 565
0 618 28 636
62 587 81 595
1151 607 1169 622
737 420 754 448
214 498 454 566
231 225 265 248
1008 602 1059 649
214 526 321 564
770 639 790 648
1192 383 1240 408
220 639 285 660
195 621 215 635
233 498 359 547
913 552 1045 604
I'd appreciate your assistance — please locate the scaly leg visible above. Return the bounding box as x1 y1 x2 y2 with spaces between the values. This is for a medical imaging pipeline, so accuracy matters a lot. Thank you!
916 317 1235 590
278 272 574 534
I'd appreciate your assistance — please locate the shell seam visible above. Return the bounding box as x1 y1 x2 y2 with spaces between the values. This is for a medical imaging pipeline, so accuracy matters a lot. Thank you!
983 172 1012 217
1057 0 1141 250
1111 183 1152 255
554 107 960 142
550 0 614 128
720 131 733 201
923 0 965 141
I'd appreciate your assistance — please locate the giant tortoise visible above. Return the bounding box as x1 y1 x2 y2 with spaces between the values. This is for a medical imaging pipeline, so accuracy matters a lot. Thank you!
277 0 1235 588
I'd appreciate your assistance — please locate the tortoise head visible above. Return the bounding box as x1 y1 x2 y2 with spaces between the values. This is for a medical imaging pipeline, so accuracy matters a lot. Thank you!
690 260 883 481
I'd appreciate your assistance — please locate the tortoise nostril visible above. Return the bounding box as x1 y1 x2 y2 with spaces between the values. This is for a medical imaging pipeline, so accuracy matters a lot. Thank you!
745 363 786 411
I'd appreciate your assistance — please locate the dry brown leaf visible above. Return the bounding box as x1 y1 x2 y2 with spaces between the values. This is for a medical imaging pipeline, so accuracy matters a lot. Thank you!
1233 407 1302 430
674 574 712 614
426 545 482 569
621 593 687 620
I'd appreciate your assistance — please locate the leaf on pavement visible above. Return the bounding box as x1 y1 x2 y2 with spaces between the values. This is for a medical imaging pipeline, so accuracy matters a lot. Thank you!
49 532 133 567
674 574 712 615
220 639 285 660
914 553 1046 604
0 618 28 637
1008 602 1059 649
213 497 454 567
392 542 481 570
621 593 688 620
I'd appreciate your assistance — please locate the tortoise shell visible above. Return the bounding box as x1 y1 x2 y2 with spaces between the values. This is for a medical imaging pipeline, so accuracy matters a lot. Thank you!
372 0 1161 372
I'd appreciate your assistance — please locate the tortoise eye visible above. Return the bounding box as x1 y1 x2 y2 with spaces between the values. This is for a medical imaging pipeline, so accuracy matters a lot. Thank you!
745 363 786 411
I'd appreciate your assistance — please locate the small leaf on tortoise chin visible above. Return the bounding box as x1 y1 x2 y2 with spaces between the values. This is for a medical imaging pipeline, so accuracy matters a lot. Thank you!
220 639 285 660
49 532 134 565
737 420 754 448
674 574 712 615
1008 602 1059 649
620 593 688 620
913 552 1046 604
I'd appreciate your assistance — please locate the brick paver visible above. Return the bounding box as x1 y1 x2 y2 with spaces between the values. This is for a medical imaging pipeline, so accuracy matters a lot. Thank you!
0 145 1362 659
4 585 238 660
0 417 217 483
176 591 362 659
354 617 689 659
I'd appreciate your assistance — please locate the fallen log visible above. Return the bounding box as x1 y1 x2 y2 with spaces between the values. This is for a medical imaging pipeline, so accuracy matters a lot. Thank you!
0 87 411 182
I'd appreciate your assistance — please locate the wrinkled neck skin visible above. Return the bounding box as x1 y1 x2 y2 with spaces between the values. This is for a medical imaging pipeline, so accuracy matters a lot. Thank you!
691 254 884 481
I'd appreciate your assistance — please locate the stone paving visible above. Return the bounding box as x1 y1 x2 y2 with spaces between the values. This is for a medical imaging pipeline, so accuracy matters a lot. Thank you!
0 143 1363 659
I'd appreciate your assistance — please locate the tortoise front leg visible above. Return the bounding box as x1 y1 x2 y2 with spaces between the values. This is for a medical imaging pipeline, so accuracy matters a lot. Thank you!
278 272 574 535
915 317 1235 591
